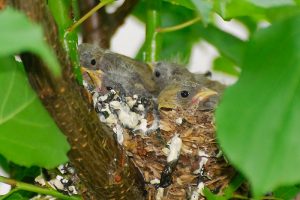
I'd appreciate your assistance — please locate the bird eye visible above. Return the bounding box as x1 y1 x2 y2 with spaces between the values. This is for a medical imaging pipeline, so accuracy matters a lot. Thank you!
180 90 189 98
106 86 113 91
155 71 161 78
91 59 96 65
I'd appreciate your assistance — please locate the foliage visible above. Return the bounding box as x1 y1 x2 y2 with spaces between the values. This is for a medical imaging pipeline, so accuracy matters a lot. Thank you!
0 8 61 76
216 14 300 196
0 57 69 168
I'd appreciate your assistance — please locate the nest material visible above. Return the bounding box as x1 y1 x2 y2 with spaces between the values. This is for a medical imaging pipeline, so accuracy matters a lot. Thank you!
84 82 236 199
124 108 235 200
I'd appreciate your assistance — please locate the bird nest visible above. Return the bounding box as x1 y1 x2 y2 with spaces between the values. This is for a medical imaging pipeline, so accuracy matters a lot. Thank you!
83 82 235 200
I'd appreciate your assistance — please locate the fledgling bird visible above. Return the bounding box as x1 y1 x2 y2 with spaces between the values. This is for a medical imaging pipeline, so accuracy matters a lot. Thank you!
152 61 225 93
157 81 220 115
79 43 157 94
144 80 236 199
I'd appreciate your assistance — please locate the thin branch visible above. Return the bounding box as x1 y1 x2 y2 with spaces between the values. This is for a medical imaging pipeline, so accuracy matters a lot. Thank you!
68 0 114 33
156 16 201 33
0 176 81 200
78 0 139 48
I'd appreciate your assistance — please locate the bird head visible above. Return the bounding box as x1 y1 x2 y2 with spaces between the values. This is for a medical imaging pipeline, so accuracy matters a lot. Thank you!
157 82 219 112
78 43 106 71
151 62 188 90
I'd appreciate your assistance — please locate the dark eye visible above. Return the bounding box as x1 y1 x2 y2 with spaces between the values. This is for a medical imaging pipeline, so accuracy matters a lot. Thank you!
106 86 113 91
91 59 96 65
155 71 161 78
204 71 212 77
180 90 189 98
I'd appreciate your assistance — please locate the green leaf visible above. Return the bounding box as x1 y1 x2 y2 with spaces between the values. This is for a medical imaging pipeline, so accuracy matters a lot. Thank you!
203 187 226 200
0 7 61 76
9 164 40 181
0 57 69 168
216 14 300 196
191 0 213 24
5 191 34 200
0 154 9 172
212 56 240 76
134 1 200 64
248 0 295 8
214 0 299 20
134 1 246 65
196 24 246 66
273 185 300 200
163 0 195 10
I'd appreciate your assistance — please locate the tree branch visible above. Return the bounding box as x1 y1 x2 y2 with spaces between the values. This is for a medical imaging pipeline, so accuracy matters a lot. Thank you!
9 1 144 199
78 0 139 48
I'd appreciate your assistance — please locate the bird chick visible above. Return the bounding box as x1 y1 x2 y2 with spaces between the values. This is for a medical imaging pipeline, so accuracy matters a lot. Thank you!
152 61 226 94
79 43 157 94
154 80 235 199
158 81 219 114
152 62 208 91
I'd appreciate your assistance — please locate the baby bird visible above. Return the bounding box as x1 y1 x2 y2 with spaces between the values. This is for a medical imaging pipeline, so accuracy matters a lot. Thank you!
157 81 219 113
79 43 157 94
151 62 206 91
152 61 225 93
153 80 235 199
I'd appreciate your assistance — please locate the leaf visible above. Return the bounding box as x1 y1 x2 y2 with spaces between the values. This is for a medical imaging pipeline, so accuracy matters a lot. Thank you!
214 0 299 20
273 185 300 200
0 7 61 76
134 1 246 66
196 24 246 66
0 57 69 168
5 191 34 200
191 0 213 24
216 14 300 196
203 187 226 200
9 164 40 181
212 56 240 76
249 0 295 8
0 154 9 172
134 1 200 64
162 0 195 10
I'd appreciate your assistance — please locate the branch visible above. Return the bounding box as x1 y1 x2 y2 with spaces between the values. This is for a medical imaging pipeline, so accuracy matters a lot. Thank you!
78 0 139 48
0 176 81 200
9 1 144 199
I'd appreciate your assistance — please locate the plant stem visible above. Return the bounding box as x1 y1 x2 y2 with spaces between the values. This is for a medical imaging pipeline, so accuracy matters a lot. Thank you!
157 16 201 33
145 0 162 62
68 0 115 33
0 176 81 200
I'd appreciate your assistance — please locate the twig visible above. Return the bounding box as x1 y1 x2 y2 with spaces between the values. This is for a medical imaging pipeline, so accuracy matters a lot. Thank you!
68 0 114 33
0 176 81 200
156 16 201 33
78 0 139 48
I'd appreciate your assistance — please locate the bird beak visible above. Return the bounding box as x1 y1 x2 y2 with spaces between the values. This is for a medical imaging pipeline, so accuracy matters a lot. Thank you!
157 86 178 110
80 67 104 89
191 88 218 105
148 62 154 71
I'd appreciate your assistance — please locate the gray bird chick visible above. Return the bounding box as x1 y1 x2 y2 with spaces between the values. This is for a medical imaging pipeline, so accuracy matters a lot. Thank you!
158 81 220 112
152 61 225 93
152 62 208 91
79 43 157 94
